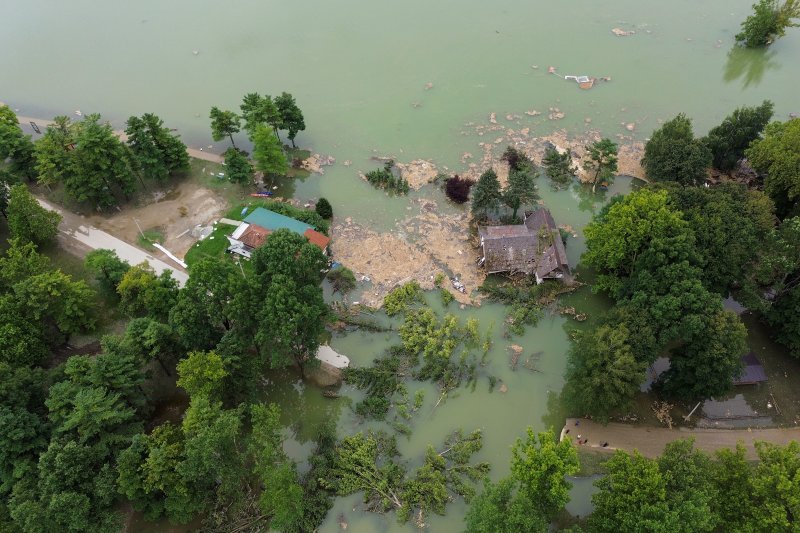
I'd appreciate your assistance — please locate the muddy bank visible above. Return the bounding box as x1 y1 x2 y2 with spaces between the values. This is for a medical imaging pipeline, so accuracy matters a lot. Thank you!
96 180 227 258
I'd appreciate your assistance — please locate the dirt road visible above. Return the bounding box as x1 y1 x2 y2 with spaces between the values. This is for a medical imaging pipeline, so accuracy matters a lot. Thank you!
38 198 189 286
561 417 800 460
17 114 223 164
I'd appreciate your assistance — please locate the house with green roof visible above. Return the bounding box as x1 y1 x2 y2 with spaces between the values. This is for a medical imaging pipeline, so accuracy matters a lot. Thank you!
243 207 313 234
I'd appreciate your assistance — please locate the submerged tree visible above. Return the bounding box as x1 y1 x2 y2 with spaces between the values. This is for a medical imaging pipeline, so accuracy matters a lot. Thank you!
736 0 800 47
704 100 774 171
240 93 281 136
209 107 241 148
274 92 306 148
584 138 618 192
542 146 576 188
251 124 288 178
503 170 538 221
641 113 711 186
444 175 475 204
471 169 502 219
562 323 646 423
465 429 578 532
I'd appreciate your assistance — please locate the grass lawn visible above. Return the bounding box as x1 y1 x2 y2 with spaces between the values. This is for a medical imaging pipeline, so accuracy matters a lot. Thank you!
183 224 232 266
136 228 165 251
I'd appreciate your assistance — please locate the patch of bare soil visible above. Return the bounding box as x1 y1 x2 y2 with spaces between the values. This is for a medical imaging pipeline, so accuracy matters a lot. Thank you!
95 180 228 258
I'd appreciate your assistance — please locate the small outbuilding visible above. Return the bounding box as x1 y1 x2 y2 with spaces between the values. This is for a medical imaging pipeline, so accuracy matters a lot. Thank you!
733 352 768 386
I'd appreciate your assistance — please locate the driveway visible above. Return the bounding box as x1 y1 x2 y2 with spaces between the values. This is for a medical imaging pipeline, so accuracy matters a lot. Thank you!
38 198 189 287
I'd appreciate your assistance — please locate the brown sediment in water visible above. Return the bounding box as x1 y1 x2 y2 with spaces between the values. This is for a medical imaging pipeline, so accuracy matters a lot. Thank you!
332 115 646 308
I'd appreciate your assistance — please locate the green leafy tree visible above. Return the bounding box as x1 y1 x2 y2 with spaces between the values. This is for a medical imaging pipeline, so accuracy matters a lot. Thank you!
33 115 74 189
746 118 800 218
0 106 36 180
251 124 288 177
315 197 333 219
209 107 240 148
274 92 306 148
327 266 356 297
116 263 179 321
13 270 96 343
240 93 281 136
665 183 775 295
736 0 800 47
710 444 756 529
704 100 774 171
68 114 137 208
503 170 538 221
542 146 576 188
84 249 130 294
590 450 680 532
251 228 327 288
125 113 189 181
0 295 49 367
116 317 180 376
0 238 50 289
583 188 694 296
563 323 646 423
255 274 326 378
5 185 61 245
176 351 228 399
585 138 618 192
641 114 711 186
471 169 502 219
170 256 248 352
249 404 303 529
465 429 577 532
223 147 253 185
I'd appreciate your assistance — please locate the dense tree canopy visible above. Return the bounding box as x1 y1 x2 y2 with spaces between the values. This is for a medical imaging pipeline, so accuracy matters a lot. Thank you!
240 93 281 136
563 323 646 423
641 113 711 186
251 124 288 177
704 100 774 171
6 184 61 246
0 105 36 180
125 113 189 181
503 170 538 221
465 429 577 532
34 115 137 209
746 118 800 218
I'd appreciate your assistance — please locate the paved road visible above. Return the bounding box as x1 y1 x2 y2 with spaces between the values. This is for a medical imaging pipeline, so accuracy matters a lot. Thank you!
38 198 189 287
561 417 800 459
16 114 224 164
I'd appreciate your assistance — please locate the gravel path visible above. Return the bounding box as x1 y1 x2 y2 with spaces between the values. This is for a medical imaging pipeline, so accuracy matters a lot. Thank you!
561 417 800 459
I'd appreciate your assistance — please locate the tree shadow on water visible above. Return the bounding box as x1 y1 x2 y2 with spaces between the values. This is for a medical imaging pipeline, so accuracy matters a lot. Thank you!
723 45 779 89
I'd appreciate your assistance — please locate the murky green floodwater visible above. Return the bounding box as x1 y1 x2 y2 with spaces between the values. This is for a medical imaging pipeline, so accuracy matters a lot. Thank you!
2 1 799 530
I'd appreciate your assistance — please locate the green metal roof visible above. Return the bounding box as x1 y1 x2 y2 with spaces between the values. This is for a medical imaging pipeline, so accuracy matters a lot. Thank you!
243 207 313 235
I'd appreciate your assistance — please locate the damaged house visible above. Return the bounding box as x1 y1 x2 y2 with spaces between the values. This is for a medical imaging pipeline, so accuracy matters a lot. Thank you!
478 208 570 283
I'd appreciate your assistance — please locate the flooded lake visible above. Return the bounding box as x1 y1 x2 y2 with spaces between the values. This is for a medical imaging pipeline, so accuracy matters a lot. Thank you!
3 0 799 530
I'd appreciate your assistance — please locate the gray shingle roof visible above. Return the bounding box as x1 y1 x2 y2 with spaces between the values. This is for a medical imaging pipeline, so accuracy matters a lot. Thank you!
479 208 570 277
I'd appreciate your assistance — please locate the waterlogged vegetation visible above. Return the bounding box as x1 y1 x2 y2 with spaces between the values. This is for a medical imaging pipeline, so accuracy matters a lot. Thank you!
3 1 800 531
364 160 411 195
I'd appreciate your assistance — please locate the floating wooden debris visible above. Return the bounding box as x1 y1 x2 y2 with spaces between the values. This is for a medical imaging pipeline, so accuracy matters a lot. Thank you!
322 389 340 399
